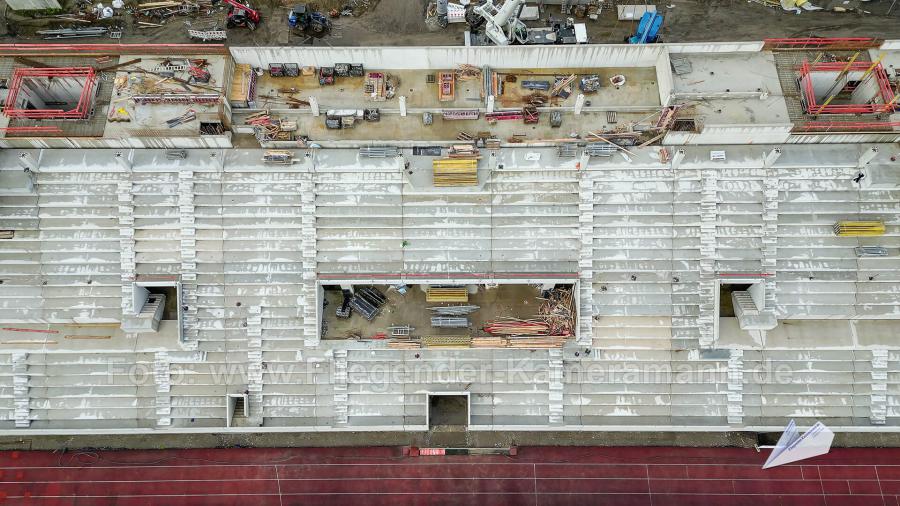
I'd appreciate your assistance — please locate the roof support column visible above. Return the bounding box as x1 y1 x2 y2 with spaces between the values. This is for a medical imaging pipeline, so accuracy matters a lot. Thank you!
179 169 198 349
762 162 779 312
871 349 888 425
12 353 30 428
727 349 744 425
548 348 564 425
577 170 594 346
117 177 135 317
698 168 718 348
332 349 349 426
153 351 171 427
246 305 264 426
300 174 319 346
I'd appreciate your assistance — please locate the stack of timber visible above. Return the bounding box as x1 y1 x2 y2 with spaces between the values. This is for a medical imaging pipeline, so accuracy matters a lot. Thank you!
426 286 469 302
448 144 480 158
433 158 478 187
483 319 551 335
388 340 421 349
507 336 566 348
833 221 885 236
471 337 507 348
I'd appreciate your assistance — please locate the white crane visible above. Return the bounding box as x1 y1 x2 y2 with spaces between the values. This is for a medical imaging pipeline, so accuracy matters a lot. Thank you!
472 0 527 46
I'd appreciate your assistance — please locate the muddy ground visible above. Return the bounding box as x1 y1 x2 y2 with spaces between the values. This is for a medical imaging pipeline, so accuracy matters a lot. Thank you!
6 430 900 450
1 0 899 47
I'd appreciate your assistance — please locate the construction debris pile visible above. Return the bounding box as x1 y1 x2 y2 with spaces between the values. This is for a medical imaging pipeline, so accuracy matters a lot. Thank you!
749 0 878 14
137 0 213 21
537 286 575 336
107 57 224 130
245 110 303 143
377 285 577 349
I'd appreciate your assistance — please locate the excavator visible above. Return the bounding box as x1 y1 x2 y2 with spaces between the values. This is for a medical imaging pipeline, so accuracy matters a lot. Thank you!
223 0 262 30
467 0 586 46
466 0 527 46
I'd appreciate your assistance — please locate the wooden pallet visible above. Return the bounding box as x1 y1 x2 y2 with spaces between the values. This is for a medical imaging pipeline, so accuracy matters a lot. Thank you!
426 286 469 302
833 221 885 236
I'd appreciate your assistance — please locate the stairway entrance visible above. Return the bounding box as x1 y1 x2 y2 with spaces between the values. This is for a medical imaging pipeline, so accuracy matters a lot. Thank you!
428 393 469 429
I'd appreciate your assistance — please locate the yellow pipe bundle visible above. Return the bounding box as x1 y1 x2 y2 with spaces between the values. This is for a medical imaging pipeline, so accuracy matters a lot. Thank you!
422 335 472 348
833 221 886 237
426 286 469 302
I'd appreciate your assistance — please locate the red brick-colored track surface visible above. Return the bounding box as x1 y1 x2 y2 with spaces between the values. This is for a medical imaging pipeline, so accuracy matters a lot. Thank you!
1 445 900 505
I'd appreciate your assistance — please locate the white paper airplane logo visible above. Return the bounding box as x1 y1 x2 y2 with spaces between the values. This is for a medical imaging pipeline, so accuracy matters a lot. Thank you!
762 419 834 469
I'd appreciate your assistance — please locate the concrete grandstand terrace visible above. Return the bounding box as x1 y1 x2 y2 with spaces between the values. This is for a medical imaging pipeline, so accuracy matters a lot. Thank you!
1 40 900 436
3 446 900 505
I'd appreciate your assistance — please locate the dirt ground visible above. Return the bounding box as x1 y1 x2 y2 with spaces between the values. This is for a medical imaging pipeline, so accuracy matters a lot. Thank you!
429 394 468 426
1 0 899 47
323 284 550 340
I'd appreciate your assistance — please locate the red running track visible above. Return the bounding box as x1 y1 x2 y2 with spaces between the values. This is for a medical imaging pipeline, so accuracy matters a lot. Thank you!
1 445 900 505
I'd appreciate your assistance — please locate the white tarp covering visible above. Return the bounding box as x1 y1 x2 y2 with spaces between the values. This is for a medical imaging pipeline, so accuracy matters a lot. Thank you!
6 0 60 9
763 420 834 469
617 4 656 20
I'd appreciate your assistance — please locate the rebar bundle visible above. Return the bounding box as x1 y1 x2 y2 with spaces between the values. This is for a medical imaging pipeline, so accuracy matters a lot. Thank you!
428 305 479 316
431 317 469 328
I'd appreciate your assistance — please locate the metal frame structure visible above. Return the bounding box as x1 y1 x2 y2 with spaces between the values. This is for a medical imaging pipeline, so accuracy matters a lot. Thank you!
763 37 883 51
799 59 896 115
3 66 98 120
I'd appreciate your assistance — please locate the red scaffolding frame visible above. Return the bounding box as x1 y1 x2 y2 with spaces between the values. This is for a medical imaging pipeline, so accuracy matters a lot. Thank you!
795 121 900 132
4 66 98 120
798 59 896 115
763 37 883 51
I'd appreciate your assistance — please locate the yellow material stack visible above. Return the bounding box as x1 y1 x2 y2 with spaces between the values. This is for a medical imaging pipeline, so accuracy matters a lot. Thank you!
426 286 469 302
433 158 478 187
422 335 472 348
833 221 886 237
